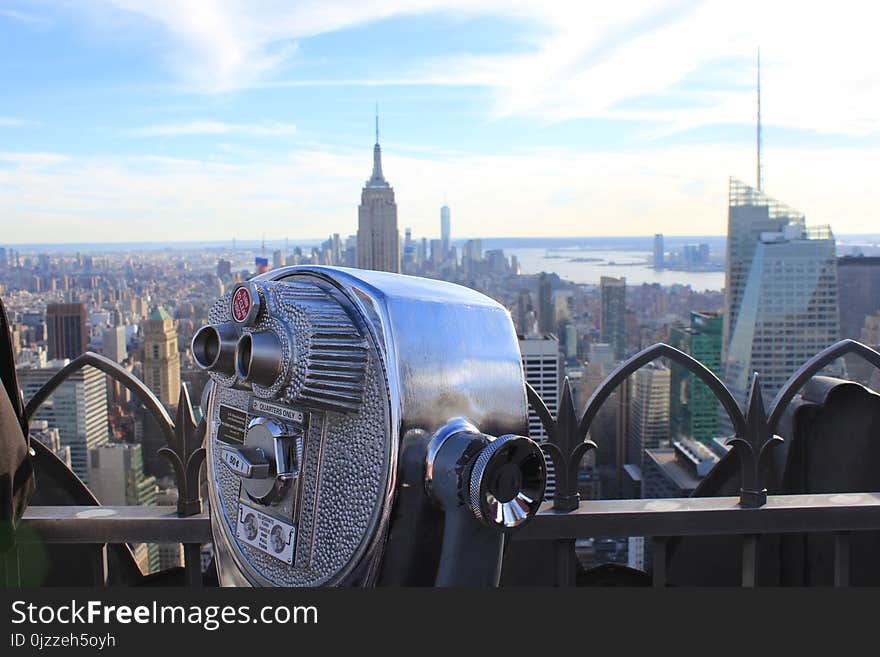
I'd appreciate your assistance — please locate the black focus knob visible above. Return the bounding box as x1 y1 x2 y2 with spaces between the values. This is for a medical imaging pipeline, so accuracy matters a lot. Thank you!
468 434 546 530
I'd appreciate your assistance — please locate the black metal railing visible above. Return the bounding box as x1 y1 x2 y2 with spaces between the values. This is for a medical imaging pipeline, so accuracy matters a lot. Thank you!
11 352 208 586
523 338 880 586
4 506 212 587
7 340 880 587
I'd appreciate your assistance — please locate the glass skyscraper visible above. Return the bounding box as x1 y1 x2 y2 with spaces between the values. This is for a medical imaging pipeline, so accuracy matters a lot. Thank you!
722 178 840 413
669 311 723 443
600 276 627 360
440 204 451 257
17 361 109 483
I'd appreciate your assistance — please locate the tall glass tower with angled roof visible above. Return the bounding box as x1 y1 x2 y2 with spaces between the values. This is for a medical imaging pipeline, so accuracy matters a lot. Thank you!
721 178 840 419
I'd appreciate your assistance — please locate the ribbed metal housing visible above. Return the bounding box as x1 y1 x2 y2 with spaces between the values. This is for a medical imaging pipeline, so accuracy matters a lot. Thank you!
274 281 368 413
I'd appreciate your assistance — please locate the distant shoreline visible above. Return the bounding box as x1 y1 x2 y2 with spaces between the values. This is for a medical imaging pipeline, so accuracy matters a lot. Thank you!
4 233 879 253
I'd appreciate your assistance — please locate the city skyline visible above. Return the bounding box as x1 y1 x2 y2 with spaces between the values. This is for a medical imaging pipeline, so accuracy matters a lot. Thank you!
2 2 879 243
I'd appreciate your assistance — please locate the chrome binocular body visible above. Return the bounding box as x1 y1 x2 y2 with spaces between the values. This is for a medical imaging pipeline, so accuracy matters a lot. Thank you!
194 266 545 586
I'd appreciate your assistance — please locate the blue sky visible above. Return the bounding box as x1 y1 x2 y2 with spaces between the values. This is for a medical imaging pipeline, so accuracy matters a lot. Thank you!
1 1 878 244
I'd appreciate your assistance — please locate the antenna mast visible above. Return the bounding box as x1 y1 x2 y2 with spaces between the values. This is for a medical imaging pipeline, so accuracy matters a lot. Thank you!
757 47 763 192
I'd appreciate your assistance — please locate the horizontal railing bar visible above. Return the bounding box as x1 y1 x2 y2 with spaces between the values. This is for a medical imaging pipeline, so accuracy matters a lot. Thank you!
515 493 880 540
22 493 880 546
20 507 212 544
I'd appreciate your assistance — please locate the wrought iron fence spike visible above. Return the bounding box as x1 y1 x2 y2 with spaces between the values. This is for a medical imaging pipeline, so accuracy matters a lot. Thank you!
164 384 205 516
557 377 579 454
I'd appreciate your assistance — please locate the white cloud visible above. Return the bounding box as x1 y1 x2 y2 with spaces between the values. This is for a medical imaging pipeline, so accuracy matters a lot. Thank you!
0 117 35 127
0 141 877 244
50 1 880 138
130 120 297 137
0 151 69 165
0 8 49 26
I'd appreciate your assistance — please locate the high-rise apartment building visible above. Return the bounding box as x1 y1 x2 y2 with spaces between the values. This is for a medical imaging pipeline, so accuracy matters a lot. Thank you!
516 289 536 337
88 442 157 507
862 313 880 346
461 239 482 275
537 273 554 334
600 276 627 360
17 361 109 483
722 180 839 408
669 311 722 443
440 205 451 257
142 306 181 407
356 118 400 273
627 362 670 473
623 362 670 570
583 342 628 499
102 325 127 363
430 239 443 268
653 234 664 269
88 442 159 573
46 303 87 361
519 334 561 499
272 249 284 270
837 256 880 341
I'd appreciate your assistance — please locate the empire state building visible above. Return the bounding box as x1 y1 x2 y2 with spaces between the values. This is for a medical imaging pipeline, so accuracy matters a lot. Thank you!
357 116 400 273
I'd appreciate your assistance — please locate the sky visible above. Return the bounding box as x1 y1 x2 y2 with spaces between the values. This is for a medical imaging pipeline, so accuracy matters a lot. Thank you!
0 0 879 244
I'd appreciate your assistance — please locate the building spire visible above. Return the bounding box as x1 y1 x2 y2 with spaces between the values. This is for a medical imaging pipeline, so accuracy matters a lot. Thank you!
369 106 387 187
756 47 763 192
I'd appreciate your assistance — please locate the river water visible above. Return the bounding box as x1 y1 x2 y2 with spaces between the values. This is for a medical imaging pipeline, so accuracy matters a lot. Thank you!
507 247 726 291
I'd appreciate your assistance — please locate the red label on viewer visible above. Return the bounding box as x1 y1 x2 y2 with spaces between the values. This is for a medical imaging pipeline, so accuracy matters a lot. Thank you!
232 287 251 322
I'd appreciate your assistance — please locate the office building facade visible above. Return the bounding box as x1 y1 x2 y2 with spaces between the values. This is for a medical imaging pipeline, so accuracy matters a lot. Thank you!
600 276 627 360
142 306 181 407
102 325 128 363
519 334 561 499
627 362 670 473
669 311 723 443
88 443 159 573
722 181 840 408
837 256 880 341
653 234 664 269
538 273 554 334
17 361 109 483
46 303 87 361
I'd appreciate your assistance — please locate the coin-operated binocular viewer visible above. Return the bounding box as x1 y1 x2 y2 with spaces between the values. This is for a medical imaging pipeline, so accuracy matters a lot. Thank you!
193 266 545 586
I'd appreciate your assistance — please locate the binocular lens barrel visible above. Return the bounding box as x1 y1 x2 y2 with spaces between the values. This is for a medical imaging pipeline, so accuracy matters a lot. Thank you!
235 331 283 387
192 323 238 376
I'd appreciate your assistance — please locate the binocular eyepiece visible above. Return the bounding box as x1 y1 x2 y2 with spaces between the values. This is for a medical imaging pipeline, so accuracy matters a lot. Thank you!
233 331 283 387
192 323 284 388
191 285 285 389
191 323 238 376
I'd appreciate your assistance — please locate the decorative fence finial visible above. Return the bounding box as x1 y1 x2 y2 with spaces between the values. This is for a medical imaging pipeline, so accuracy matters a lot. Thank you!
159 384 207 517
727 374 782 508
528 377 596 511
527 343 748 510
24 353 208 517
